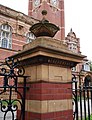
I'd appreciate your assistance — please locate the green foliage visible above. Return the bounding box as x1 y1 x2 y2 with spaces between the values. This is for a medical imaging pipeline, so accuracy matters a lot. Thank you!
0 100 17 106
86 115 92 120
82 115 92 120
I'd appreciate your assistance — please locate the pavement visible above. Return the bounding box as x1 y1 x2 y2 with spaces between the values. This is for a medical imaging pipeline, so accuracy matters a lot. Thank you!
0 111 16 120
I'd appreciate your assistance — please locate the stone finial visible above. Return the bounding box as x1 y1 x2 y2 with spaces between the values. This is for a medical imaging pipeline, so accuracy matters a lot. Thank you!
70 28 73 32
41 10 49 23
29 10 60 37
41 10 47 16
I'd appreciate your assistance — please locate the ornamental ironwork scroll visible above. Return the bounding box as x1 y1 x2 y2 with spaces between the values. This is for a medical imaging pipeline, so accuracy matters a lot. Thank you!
0 57 28 120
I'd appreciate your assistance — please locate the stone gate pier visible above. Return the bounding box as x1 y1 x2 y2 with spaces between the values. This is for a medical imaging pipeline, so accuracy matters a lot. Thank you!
12 37 84 120
11 11 85 120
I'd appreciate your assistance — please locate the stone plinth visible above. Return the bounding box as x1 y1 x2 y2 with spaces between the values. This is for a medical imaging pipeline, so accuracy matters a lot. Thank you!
12 37 85 120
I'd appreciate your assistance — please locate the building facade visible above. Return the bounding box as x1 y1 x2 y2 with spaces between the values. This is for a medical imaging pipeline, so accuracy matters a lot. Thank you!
0 4 38 62
0 4 39 87
65 29 82 74
65 28 90 71
0 0 65 61
65 28 91 88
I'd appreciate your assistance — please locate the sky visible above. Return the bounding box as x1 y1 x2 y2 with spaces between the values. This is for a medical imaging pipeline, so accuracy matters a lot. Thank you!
0 0 92 60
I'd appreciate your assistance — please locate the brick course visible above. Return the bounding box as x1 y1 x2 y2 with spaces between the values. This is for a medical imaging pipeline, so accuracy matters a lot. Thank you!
25 82 72 100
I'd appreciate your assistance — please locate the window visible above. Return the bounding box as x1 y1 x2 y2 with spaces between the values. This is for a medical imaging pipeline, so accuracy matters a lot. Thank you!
26 32 36 43
33 0 40 8
82 63 90 71
72 67 76 71
84 75 92 87
0 24 12 49
2 38 8 48
50 0 59 7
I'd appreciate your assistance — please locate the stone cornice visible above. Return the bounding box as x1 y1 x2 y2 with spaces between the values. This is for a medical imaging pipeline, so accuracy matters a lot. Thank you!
9 37 85 68
11 45 85 60
20 55 77 68
0 4 39 25
11 37 85 61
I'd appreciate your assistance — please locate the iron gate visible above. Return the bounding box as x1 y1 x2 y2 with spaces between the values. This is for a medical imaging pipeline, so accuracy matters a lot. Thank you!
0 57 28 120
72 74 92 120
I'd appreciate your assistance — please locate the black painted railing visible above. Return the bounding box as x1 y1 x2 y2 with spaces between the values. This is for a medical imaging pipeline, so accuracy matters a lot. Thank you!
0 57 28 120
72 74 92 120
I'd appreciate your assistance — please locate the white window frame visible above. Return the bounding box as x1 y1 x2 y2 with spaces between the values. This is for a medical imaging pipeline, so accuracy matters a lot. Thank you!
0 24 12 49
26 32 36 43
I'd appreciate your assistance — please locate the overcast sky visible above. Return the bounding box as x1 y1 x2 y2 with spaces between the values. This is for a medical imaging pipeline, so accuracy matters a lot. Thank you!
0 0 92 60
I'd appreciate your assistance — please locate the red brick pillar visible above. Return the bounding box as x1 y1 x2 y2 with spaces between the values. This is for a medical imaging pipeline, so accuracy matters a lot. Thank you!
25 82 73 120
15 37 84 120
24 64 73 120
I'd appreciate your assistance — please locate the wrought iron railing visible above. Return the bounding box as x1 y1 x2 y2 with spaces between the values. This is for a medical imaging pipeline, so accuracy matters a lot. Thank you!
0 57 28 120
72 74 92 120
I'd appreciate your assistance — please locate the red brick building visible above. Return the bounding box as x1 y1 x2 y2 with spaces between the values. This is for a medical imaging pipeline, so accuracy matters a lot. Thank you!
65 29 90 73
0 4 38 62
0 4 39 87
0 0 65 62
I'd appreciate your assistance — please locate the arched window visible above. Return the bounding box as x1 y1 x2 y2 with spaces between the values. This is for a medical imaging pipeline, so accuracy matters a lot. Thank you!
0 24 12 49
26 32 36 43
84 75 92 88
